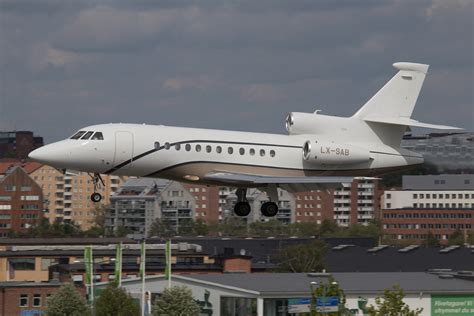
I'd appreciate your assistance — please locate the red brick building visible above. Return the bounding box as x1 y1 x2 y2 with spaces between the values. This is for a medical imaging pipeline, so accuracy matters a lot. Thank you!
381 208 474 244
183 184 220 224
0 167 43 237
0 131 43 160
0 282 59 316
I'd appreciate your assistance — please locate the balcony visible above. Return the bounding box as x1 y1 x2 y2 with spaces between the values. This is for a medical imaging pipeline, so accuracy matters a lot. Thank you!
334 199 350 203
335 207 350 212
358 206 374 212
358 184 373 189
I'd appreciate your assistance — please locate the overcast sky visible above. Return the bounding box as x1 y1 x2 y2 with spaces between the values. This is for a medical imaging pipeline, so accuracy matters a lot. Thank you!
0 0 472 143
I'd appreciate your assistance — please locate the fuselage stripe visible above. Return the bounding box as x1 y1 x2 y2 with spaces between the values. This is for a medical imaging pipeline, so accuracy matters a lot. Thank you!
104 138 421 175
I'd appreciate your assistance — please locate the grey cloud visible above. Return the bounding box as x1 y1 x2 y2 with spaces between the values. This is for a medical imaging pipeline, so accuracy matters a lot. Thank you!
0 0 472 143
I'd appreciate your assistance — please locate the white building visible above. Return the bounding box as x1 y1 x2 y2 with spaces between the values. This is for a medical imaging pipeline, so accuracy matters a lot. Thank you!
96 271 474 316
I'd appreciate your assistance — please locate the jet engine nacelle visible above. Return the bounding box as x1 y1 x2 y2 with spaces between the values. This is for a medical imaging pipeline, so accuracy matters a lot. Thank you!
286 112 349 135
302 140 371 165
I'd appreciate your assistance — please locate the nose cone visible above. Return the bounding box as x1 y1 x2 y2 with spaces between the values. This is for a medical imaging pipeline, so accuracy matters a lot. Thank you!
28 143 67 166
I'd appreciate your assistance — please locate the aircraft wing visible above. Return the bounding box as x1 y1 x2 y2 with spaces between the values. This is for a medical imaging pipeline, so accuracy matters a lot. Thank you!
203 172 356 192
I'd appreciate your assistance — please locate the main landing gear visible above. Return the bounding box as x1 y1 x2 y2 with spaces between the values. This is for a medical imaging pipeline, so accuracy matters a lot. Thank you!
233 186 279 217
89 173 105 203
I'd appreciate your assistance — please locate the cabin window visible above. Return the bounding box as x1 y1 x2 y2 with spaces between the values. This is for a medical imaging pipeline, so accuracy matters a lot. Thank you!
175 144 181 150
154 142 160 149
216 146 222 153
270 150 276 157
185 144 191 151
70 131 86 140
164 143 171 150
196 145 202 152
228 147 233 154
239 148 245 155
260 149 265 157
91 132 104 140
206 145 212 153
81 131 94 140
249 148 255 156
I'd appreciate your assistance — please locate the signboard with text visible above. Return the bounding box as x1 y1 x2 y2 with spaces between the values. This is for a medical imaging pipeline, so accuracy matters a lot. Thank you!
316 296 339 313
288 298 311 313
431 295 474 316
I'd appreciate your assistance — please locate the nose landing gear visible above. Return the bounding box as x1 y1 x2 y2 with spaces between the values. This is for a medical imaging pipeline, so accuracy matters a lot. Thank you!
89 173 105 203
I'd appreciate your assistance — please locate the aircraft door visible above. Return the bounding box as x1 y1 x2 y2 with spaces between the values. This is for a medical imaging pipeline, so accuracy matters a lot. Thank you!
114 131 134 169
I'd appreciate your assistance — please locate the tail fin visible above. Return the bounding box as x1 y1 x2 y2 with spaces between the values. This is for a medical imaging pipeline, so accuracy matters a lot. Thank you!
353 62 429 119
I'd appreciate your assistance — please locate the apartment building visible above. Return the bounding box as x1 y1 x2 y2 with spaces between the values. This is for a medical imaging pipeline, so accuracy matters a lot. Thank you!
381 175 474 244
294 190 333 224
106 178 197 237
30 165 126 229
183 184 220 224
0 167 43 237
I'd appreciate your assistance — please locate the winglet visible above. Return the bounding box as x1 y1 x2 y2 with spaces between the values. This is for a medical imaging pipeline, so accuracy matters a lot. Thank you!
393 62 429 74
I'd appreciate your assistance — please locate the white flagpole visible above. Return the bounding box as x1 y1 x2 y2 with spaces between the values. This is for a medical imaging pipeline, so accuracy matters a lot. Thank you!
141 240 146 316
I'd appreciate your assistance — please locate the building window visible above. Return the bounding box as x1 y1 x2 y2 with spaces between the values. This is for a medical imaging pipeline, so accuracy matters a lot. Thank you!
9 258 35 271
0 195 11 201
5 185 16 192
413 194 418 199
19 294 28 307
0 205 11 210
386 194 391 199
21 186 32 192
33 294 41 307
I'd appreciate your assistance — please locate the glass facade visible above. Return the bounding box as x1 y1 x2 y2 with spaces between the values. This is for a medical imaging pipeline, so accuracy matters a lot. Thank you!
221 297 257 316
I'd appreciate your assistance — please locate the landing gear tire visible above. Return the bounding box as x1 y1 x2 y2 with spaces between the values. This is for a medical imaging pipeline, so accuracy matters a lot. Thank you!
90 192 102 203
261 202 278 217
234 201 251 217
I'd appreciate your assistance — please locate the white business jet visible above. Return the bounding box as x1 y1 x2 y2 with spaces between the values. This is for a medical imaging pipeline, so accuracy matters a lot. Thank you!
29 62 461 217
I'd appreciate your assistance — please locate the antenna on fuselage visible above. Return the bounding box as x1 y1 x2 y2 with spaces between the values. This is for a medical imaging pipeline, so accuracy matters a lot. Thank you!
314 109 322 114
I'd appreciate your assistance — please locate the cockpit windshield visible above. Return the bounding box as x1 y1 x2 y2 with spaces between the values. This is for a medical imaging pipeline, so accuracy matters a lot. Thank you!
81 131 94 140
70 131 86 139
70 131 105 140
91 132 104 140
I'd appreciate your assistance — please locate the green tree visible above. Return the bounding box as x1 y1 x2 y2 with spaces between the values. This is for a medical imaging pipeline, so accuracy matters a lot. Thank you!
44 283 90 316
448 229 464 246
467 230 474 245
319 219 339 237
148 218 175 238
423 231 440 247
367 285 423 316
309 276 348 316
275 240 328 273
193 219 210 236
115 225 132 237
213 217 248 236
288 222 320 237
95 282 140 316
152 285 200 316
249 219 287 237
